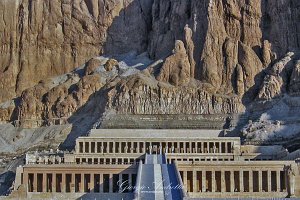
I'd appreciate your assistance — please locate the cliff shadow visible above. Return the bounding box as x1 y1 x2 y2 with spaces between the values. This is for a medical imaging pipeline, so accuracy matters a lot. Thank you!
102 0 153 56
58 84 114 151
0 171 15 196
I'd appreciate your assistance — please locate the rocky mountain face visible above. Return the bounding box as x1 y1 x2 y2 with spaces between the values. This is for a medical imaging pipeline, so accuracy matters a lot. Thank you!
0 0 300 141
0 0 152 102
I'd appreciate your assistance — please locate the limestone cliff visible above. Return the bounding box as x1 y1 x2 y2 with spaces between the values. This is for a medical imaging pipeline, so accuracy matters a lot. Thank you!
0 0 152 102
0 0 300 131
1 0 300 102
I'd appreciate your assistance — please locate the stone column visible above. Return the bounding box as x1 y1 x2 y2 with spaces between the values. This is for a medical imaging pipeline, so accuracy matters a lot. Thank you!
171 142 175 153
130 142 134 153
159 142 162 154
183 171 188 192
183 142 186 153
193 170 197 192
164 142 168 153
100 142 103 153
90 173 94 193
76 141 79 153
119 142 122 153
81 173 85 193
195 142 198 153
119 174 123 193
53 173 56 192
42 173 47 192
72 173 75 193
143 142 146 153
221 171 225 192
107 142 110 153
109 174 113 193
219 142 222 153
125 143 128 153
89 142 92 153
258 171 262 192
189 141 192 153
62 173 66 193
249 170 253 192
100 174 103 193
267 170 271 192
83 142 86 153
202 170 206 192
276 170 281 192
113 142 115 154
177 142 180 153
137 142 140 153
96 142 99 153
129 173 132 192
225 142 228 153
33 173 37 192
201 142 204 153
287 165 296 197
212 170 215 192
165 142 169 153
230 171 234 192
24 173 29 192
213 143 216 153
240 170 243 192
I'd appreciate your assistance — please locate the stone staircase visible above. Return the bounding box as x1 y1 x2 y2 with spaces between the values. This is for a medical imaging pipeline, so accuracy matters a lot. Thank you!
134 154 186 200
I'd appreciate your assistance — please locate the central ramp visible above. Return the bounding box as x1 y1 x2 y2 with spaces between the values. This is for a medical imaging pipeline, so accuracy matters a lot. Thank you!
134 154 187 200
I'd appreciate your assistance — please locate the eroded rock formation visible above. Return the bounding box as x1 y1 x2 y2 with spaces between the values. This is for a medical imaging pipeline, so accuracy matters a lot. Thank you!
156 40 191 86
1 0 300 103
0 0 152 102
257 52 295 100
289 60 300 94
0 0 300 129
16 65 103 126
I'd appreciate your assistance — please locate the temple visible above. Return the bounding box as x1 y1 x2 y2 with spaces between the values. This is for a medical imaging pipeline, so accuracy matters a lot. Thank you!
12 129 300 199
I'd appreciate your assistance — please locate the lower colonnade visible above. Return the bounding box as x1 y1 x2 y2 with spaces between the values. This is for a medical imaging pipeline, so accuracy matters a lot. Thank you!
26 172 137 194
21 165 137 194
12 129 300 199
17 160 295 198
179 169 287 197
177 161 296 198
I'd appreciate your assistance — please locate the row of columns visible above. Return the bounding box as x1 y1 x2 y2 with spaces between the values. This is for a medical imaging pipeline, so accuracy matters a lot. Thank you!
181 169 285 193
77 141 234 154
76 157 139 165
25 172 136 193
75 157 235 165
